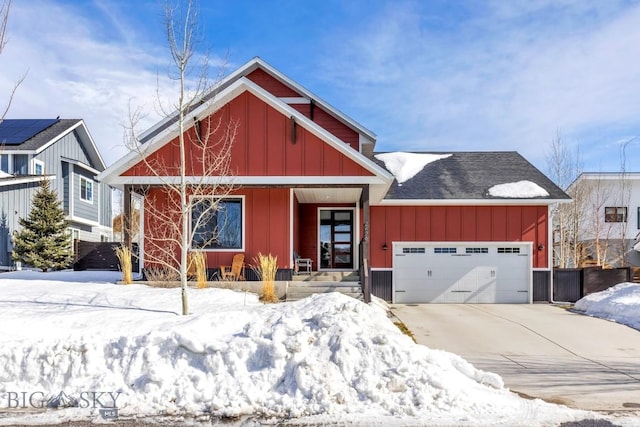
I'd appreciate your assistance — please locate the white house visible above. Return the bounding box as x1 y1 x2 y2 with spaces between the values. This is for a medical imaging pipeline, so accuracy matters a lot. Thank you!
569 172 640 267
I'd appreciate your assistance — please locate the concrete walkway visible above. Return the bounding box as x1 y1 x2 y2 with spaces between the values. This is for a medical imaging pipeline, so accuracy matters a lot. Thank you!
391 303 640 412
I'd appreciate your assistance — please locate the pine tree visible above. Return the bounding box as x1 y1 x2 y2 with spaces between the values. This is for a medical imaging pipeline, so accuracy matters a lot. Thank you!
12 179 72 271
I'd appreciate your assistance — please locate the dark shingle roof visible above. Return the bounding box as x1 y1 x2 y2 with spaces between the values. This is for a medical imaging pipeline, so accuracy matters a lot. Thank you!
373 151 569 201
1 119 81 151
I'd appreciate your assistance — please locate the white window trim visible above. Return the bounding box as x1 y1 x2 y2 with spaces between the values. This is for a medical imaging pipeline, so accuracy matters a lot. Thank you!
67 227 80 253
79 176 94 204
31 158 45 175
188 195 245 252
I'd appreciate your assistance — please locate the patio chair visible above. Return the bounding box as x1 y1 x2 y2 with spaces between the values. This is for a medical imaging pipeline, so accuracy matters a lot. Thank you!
220 253 245 281
294 251 313 274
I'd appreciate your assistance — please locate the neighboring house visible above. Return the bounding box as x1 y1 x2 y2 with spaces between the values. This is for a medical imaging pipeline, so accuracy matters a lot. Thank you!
568 172 640 267
98 57 569 304
0 119 112 269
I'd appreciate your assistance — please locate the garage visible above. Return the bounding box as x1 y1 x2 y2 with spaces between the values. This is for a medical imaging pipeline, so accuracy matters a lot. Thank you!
393 242 532 304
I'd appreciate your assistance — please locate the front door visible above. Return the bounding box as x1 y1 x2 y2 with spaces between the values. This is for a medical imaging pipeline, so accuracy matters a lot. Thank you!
319 210 354 269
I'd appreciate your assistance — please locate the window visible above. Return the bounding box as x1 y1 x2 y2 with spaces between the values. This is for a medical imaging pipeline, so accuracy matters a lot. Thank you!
80 177 93 203
402 247 425 254
466 247 488 254
191 197 243 250
0 154 8 173
498 247 521 254
32 159 44 175
604 207 627 223
434 247 457 254
638 207 640 230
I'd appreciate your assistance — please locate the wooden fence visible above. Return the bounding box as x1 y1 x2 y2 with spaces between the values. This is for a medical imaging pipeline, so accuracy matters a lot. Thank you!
553 266 631 303
73 241 139 272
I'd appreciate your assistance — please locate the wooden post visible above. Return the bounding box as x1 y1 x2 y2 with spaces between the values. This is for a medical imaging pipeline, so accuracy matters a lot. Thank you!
123 185 132 251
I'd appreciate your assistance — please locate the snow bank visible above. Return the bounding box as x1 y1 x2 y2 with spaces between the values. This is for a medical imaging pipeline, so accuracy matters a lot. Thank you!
575 282 640 330
487 180 549 198
0 272 591 425
375 152 451 185
0 171 12 178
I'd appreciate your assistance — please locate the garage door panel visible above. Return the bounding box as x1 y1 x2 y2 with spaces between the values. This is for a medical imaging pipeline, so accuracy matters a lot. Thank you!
393 243 531 304
395 280 451 303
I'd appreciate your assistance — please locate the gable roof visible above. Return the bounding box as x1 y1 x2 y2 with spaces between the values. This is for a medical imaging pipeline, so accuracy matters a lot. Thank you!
98 77 393 198
0 119 106 171
138 57 376 145
373 151 570 205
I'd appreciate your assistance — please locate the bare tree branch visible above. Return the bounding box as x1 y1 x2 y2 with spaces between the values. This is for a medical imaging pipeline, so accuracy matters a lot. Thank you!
125 0 236 315
0 0 11 56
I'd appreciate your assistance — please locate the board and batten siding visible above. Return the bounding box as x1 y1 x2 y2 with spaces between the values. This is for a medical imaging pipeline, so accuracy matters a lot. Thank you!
369 205 550 269
72 166 99 223
99 182 112 228
33 129 110 229
33 129 91 198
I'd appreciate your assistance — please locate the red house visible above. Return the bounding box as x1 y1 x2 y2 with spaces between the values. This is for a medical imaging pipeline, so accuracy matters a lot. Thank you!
99 58 569 304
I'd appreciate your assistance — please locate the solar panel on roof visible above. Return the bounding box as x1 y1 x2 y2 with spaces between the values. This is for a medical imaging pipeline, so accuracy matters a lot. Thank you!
0 119 59 145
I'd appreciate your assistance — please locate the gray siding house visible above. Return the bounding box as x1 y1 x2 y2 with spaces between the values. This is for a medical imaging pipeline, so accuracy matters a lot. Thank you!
0 119 112 269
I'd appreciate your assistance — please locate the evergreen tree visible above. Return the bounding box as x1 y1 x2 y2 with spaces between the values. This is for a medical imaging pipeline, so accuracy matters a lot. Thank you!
12 179 72 271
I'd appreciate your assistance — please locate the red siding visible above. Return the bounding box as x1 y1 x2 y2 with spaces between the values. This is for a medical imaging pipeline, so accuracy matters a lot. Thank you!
123 92 372 178
370 205 549 269
143 188 292 271
247 69 359 150
246 68 299 97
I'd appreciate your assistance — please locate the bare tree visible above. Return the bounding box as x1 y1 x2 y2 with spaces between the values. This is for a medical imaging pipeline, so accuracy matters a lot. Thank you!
615 137 636 266
125 0 237 315
546 131 583 267
0 0 26 121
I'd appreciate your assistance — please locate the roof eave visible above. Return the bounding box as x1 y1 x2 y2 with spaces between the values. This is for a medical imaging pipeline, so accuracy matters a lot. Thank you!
99 77 393 186
374 198 571 206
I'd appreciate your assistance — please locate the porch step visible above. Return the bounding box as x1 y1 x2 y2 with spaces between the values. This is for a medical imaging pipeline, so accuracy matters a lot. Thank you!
286 282 364 302
292 271 360 282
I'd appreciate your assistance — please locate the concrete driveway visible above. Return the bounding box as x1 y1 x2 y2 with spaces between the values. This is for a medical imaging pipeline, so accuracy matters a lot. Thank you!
391 303 640 412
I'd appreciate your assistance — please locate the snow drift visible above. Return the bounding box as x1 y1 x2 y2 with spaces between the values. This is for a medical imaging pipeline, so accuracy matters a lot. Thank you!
0 272 589 425
574 282 640 330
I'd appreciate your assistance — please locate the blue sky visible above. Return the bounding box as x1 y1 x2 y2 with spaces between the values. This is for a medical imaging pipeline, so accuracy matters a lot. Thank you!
1 0 640 177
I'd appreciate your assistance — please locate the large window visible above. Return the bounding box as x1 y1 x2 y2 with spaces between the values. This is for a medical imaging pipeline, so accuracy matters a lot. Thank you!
604 207 627 223
191 197 243 250
80 177 93 203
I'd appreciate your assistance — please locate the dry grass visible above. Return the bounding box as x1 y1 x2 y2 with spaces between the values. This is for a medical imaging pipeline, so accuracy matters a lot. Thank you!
394 321 417 343
190 251 208 289
144 266 180 285
114 246 133 284
254 252 279 303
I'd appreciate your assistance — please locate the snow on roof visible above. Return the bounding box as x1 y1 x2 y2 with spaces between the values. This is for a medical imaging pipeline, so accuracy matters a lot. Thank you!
575 282 640 331
0 270 592 425
375 152 451 185
487 180 550 198
0 171 12 178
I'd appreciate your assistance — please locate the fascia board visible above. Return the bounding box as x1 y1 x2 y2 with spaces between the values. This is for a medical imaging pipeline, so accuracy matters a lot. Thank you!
241 78 392 182
105 175 388 186
0 175 56 187
100 77 393 187
35 120 107 171
373 198 571 206
251 58 377 141
97 79 250 185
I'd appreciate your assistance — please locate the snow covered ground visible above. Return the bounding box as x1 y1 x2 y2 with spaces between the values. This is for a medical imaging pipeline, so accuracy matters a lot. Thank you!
0 270 626 426
575 282 640 330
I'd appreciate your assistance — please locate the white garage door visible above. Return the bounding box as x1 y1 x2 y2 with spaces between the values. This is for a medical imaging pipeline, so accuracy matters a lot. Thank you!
393 242 531 304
